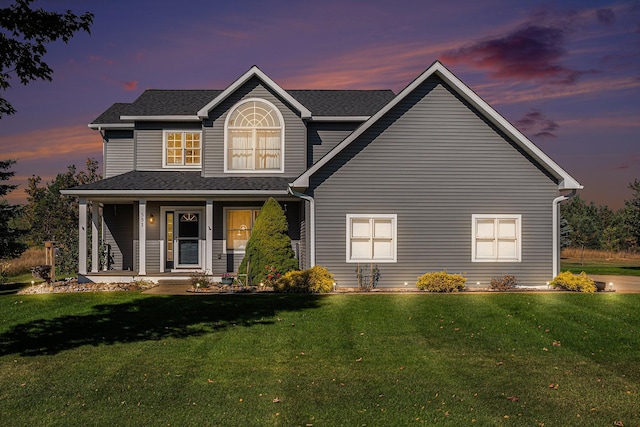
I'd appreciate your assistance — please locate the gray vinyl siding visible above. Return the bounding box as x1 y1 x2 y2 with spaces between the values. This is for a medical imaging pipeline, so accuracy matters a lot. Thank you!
103 204 133 271
203 77 307 177
104 130 134 177
135 122 202 171
310 77 559 288
307 122 361 166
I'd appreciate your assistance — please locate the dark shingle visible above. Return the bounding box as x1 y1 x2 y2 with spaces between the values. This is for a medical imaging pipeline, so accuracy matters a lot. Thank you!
288 90 395 116
71 171 292 192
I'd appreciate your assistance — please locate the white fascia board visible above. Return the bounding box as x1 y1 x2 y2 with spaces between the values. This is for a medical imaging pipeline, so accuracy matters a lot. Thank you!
119 115 200 122
197 66 312 119
308 116 370 122
293 61 582 190
88 123 134 129
60 189 290 197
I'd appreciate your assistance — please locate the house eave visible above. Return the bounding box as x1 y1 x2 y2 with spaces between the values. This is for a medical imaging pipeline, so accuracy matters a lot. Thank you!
197 65 312 119
88 123 135 130
61 189 290 197
308 116 370 122
119 115 201 122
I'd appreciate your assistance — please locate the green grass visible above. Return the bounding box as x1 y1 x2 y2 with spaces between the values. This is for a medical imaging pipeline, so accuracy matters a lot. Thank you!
562 261 640 276
1 292 639 426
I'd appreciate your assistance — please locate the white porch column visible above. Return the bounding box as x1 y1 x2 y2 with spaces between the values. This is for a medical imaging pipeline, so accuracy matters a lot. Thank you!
138 199 147 275
78 198 88 275
206 199 213 273
91 202 99 273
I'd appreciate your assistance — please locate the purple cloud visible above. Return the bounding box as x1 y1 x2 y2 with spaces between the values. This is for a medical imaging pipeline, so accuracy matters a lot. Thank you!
596 8 615 26
515 109 559 139
442 24 586 84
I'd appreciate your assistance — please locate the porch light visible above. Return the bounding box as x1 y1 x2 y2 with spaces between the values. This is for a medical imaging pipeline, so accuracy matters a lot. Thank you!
149 214 154 224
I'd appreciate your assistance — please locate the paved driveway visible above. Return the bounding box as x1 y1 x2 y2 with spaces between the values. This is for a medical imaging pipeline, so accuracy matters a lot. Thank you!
590 275 640 293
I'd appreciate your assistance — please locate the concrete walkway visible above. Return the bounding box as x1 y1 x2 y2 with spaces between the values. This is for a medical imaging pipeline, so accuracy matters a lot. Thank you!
590 275 640 293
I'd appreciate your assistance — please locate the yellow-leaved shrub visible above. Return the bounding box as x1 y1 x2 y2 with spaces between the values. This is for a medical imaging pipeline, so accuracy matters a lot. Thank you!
550 271 596 293
274 265 334 293
416 271 466 292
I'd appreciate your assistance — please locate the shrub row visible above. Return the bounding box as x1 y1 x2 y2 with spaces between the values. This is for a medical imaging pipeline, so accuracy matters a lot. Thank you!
274 265 334 293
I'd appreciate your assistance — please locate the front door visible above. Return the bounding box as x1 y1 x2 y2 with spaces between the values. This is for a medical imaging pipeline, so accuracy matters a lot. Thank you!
165 210 201 269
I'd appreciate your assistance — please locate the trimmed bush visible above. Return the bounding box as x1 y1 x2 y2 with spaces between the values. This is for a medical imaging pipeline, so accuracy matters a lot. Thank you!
416 271 466 292
550 271 596 293
490 274 518 291
274 265 334 293
238 198 299 286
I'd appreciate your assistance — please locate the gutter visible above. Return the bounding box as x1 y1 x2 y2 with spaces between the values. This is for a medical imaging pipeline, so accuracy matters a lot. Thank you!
287 186 315 267
552 189 577 278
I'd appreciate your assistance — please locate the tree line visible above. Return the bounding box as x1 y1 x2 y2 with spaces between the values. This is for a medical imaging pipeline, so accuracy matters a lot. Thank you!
561 180 640 255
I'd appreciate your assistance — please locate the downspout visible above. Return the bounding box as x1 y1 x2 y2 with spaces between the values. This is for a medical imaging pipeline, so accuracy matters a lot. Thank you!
287 186 315 267
552 189 577 278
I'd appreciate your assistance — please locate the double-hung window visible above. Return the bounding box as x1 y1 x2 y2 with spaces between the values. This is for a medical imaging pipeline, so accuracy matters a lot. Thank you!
472 214 521 262
225 209 261 252
164 131 201 167
346 214 397 263
225 99 284 172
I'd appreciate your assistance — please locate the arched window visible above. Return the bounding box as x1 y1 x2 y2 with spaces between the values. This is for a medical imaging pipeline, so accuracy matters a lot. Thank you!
225 99 284 172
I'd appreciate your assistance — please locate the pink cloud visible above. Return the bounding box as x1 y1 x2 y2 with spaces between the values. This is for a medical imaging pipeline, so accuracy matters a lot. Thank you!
121 80 138 91
441 24 592 85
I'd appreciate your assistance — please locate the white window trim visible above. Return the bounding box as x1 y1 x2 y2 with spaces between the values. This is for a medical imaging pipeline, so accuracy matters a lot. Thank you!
222 207 261 254
472 214 522 262
223 98 285 174
346 214 397 263
162 130 202 169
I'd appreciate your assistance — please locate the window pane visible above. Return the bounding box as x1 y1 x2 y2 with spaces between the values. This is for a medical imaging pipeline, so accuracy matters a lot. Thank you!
373 219 392 238
229 130 253 170
498 219 516 238
498 240 517 259
476 219 495 238
476 240 495 258
351 239 371 259
227 210 252 250
351 219 371 238
373 239 393 259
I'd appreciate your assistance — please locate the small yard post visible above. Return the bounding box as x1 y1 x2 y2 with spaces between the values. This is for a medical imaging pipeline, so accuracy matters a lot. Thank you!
44 241 56 282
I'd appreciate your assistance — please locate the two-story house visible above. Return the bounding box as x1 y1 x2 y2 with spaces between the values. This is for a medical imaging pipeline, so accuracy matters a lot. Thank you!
65 61 581 288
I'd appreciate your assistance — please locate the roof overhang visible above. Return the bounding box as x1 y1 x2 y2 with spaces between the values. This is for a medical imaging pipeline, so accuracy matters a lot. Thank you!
61 189 290 198
197 65 312 120
292 61 582 191
119 115 201 122
308 116 370 122
88 123 135 130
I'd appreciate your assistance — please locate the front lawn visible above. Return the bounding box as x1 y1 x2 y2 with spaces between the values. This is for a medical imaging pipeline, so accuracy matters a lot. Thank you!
1 292 638 426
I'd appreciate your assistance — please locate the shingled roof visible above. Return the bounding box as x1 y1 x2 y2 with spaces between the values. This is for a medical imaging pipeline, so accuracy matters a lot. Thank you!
91 89 395 125
70 171 293 194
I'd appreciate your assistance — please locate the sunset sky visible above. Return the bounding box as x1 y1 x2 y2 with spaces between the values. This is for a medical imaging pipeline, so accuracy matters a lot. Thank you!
1 0 638 209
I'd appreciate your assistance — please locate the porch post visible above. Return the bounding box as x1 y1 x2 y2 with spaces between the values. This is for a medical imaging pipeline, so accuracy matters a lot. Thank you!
206 199 213 273
78 198 88 275
91 202 99 273
138 199 147 275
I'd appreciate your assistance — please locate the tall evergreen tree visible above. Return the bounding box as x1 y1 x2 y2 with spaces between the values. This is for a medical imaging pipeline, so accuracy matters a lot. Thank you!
238 198 298 285
0 159 26 259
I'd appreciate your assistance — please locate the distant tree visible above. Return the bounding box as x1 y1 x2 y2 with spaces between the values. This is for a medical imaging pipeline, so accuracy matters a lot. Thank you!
620 179 640 252
24 158 101 274
0 0 93 117
559 216 572 249
238 198 299 286
561 195 600 264
0 159 26 259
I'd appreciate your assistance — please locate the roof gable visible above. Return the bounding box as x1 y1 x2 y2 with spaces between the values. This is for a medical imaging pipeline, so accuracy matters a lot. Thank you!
197 66 312 119
292 61 582 191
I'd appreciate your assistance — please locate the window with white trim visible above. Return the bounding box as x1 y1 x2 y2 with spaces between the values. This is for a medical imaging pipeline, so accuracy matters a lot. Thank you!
225 209 260 252
164 131 201 167
472 214 521 262
346 214 397 263
225 99 284 172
